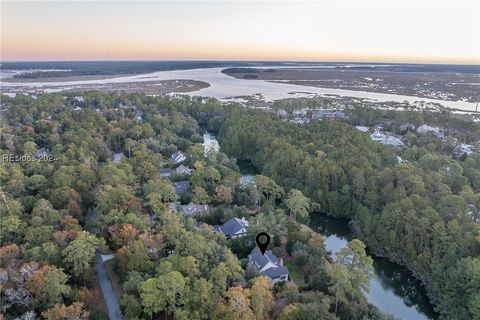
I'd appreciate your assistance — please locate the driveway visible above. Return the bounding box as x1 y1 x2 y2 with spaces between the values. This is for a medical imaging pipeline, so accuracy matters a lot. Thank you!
95 253 123 320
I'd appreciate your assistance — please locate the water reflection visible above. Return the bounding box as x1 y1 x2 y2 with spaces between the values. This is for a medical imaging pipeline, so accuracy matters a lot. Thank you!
310 214 438 320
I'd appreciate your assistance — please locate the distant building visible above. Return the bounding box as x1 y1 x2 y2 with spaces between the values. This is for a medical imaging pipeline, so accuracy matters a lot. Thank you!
248 247 289 283
161 165 193 177
292 109 308 117
276 109 288 117
312 109 345 119
370 131 404 146
455 143 475 156
355 126 369 132
399 123 416 133
172 180 190 195
214 217 249 239
417 124 444 138
180 202 209 216
160 168 173 177
34 148 50 157
171 151 186 164
175 165 193 175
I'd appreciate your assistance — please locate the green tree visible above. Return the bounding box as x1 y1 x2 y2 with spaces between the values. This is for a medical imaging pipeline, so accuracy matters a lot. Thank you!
336 239 374 300
329 263 352 316
285 189 310 222
62 231 105 280
141 271 186 319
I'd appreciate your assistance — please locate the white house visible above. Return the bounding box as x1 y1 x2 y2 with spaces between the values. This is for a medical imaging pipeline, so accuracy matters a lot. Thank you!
180 202 209 216
215 217 249 239
248 247 289 283
171 151 186 164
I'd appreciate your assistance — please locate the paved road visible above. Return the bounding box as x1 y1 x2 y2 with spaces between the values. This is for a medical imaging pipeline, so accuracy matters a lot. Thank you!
95 253 123 320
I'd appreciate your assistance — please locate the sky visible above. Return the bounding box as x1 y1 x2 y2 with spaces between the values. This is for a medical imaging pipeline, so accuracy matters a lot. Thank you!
1 0 479 64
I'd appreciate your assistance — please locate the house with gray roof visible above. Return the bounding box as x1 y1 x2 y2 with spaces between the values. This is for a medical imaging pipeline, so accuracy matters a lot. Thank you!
172 151 186 164
180 202 209 216
215 217 249 239
172 180 190 195
175 165 193 175
312 109 345 119
160 168 173 177
248 247 289 283
161 165 193 178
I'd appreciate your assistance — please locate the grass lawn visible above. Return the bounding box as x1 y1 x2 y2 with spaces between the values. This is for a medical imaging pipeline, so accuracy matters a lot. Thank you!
284 260 303 281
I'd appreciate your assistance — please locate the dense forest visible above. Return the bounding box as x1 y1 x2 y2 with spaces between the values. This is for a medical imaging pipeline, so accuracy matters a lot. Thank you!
218 109 480 319
0 92 404 320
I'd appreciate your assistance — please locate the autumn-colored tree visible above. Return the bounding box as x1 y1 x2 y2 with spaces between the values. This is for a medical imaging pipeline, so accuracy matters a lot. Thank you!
277 304 299 320
215 287 254 320
139 230 165 261
109 223 139 247
75 288 103 311
53 230 78 248
42 302 89 320
59 215 80 231
0 243 20 267
26 265 70 309
250 276 274 320
66 190 82 218
215 185 233 205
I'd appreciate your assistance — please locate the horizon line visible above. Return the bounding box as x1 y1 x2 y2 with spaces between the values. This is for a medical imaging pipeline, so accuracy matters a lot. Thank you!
2 59 479 66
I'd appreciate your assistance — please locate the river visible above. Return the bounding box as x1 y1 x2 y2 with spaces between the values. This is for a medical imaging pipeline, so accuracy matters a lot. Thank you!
1 66 477 112
310 214 438 320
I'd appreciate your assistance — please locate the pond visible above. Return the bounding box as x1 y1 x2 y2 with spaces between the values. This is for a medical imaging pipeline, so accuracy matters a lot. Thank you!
310 214 438 320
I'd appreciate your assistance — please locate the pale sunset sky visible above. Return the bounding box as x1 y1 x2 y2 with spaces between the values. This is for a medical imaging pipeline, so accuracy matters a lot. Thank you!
1 0 479 63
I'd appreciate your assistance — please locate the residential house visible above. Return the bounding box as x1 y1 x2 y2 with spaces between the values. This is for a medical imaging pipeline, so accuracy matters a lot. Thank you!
161 165 193 178
312 109 345 119
172 151 186 164
175 165 193 175
417 124 444 138
34 148 50 157
180 202 209 216
215 217 249 239
355 126 369 133
370 131 404 146
455 143 475 156
172 180 190 195
160 168 173 177
248 247 289 283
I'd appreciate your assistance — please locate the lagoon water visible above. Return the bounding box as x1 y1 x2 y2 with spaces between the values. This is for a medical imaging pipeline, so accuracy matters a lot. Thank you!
233 148 438 319
1 67 477 112
310 214 437 320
